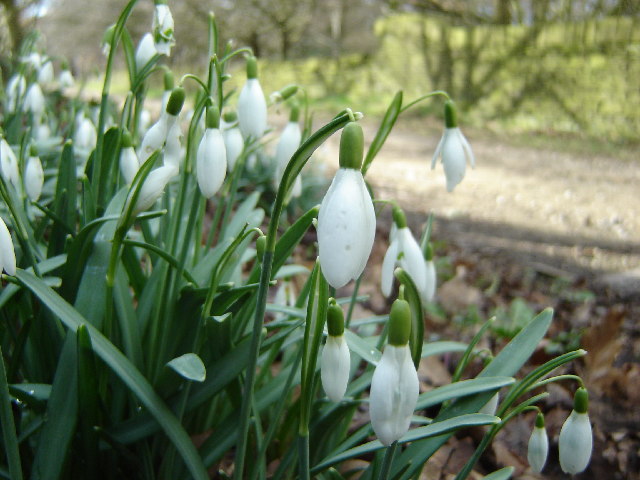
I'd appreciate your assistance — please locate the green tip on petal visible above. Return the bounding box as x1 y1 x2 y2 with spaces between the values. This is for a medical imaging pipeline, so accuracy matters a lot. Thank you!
327 298 345 337
256 235 266 262
289 104 300 123
392 206 407 229
338 122 364 170
206 107 220 129
424 242 434 261
163 70 174 91
574 387 588 414
29 144 38 156
444 100 457 128
121 129 133 148
246 56 258 79
166 86 185 116
388 298 411 346
223 111 237 123
535 412 545 428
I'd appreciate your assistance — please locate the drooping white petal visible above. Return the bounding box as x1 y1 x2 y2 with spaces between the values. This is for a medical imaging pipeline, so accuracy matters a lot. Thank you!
223 127 244 171
6 74 26 113
133 165 178 215
381 238 400 298
397 228 429 303
275 121 302 179
237 78 267 141
25 156 44 201
135 33 157 72
138 113 173 163
457 128 475 168
441 127 467 192
559 411 593 474
479 392 499 416
0 216 16 276
120 147 140 184
290 175 302 197
431 132 445 169
152 4 175 56
321 334 351 402
38 61 54 86
369 344 419 446
163 120 183 169
196 128 227 198
424 260 436 303
317 169 375 289
1 138 21 188
24 83 45 117
59 70 75 89
527 425 549 473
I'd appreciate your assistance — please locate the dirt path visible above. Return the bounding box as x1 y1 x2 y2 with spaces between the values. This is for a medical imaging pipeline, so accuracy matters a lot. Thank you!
318 120 640 291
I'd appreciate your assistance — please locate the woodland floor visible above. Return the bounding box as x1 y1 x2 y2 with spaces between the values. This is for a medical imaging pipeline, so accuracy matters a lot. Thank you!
313 119 640 479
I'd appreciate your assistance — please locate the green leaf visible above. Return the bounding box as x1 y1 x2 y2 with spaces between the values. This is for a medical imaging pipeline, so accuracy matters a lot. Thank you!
15 270 209 480
167 353 206 383
312 414 499 473
48 141 77 257
344 329 381 365
9 384 51 410
0 346 23 480
421 341 468 357
362 91 402 176
483 467 514 480
394 268 424 367
416 377 514 410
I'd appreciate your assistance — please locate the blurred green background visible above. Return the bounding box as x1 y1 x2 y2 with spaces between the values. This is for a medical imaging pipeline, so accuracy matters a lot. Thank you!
2 0 639 145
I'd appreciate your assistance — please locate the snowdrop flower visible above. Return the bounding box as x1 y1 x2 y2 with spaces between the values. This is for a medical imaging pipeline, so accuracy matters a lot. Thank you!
237 56 267 141
21 52 42 69
163 119 183 169
135 33 157 73
24 83 45 118
527 412 548 473
120 131 140 184
274 105 302 197
138 87 185 163
431 100 475 192
559 387 593 474
152 0 175 56
6 74 26 113
381 207 429 305
0 216 16 275
34 120 51 142
196 108 227 198
370 297 419 446
222 111 244 171
423 243 437 303
139 109 152 138
59 61 74 89
321 299 351 402
74 114 97 171
132 165 178 216
479 392 499 416
317 122 375 289
1 137 21 188
38 60 54 87
269 84 298 105
25 146 44 202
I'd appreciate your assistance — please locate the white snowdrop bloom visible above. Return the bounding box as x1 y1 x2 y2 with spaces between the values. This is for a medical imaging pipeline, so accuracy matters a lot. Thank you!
0 216 16 276
423 243 437 303
196 109 227 198
431 101 475 192
59 69 74 89
139 109 152 138
223 119 244 171
38 60 55 87
321 300 351 402
132 165 178 215
34 120 51 142
24 83 45 117
527 413 548 473
163 120 183 169
1 137 21 188
275 107 302 197
119 131 140 184
21 52 42 69
237 56 267 141
479 392 499 416
381 208 429 304
370 298 419 446
317 123 375 289
6 74 26 113
74 115 97 164
559 388 592 475
138 87 185 163
25 153 44 201
152 1 175 56
135 33 157 73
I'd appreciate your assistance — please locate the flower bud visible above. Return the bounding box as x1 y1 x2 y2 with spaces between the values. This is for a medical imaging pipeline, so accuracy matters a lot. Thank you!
559 388 592 474
196 109 227 198
132 165 178 215
527 412 548 473
321 330 350 402
256 235 266 263
237 56 267 141
25 148 44 202
0 216 17 276
1 137 21 188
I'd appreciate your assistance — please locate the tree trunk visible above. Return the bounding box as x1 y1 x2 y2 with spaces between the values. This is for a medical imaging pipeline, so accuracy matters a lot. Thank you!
1 0 24 55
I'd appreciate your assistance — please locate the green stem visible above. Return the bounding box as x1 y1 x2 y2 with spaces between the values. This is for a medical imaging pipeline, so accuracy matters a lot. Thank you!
297 433 311 480
530 374 584 390
345 275 362 328
399 90 451 114
0 345 23 480
378 441 398 480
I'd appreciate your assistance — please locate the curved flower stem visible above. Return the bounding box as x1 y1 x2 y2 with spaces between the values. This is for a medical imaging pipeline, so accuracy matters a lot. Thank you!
378 441 398 480
180 74 209 95
233 112 352 480
399 90 451 114
529 374 585 390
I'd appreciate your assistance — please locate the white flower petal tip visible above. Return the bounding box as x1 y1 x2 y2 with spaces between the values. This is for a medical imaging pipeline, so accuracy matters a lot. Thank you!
321 335 351 402
25 156 44 202
135 33 157 72
0 217 17 276
369 344 419 446
196 128 227 198
152 4 175 56
132 165 178 215
24 83 45 117
120 147 140 185
559 411 593 474
432 127 475 192
223 127 244 171
238 78 267 141
317 169 376 289
381 227 429 304
527 425 549 473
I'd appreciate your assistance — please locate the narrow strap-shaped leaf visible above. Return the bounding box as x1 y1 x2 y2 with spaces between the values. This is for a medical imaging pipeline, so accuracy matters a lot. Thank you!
123 239 198 286
16 270 209 480
416 377 514 410
361 91 403 176
48 141 77 257
394 268 424 367
0 346 23 480
483 467 514 480
76 325 100 477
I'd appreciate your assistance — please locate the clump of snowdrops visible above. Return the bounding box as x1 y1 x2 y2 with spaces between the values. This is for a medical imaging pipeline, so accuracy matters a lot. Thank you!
0 1 593 479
